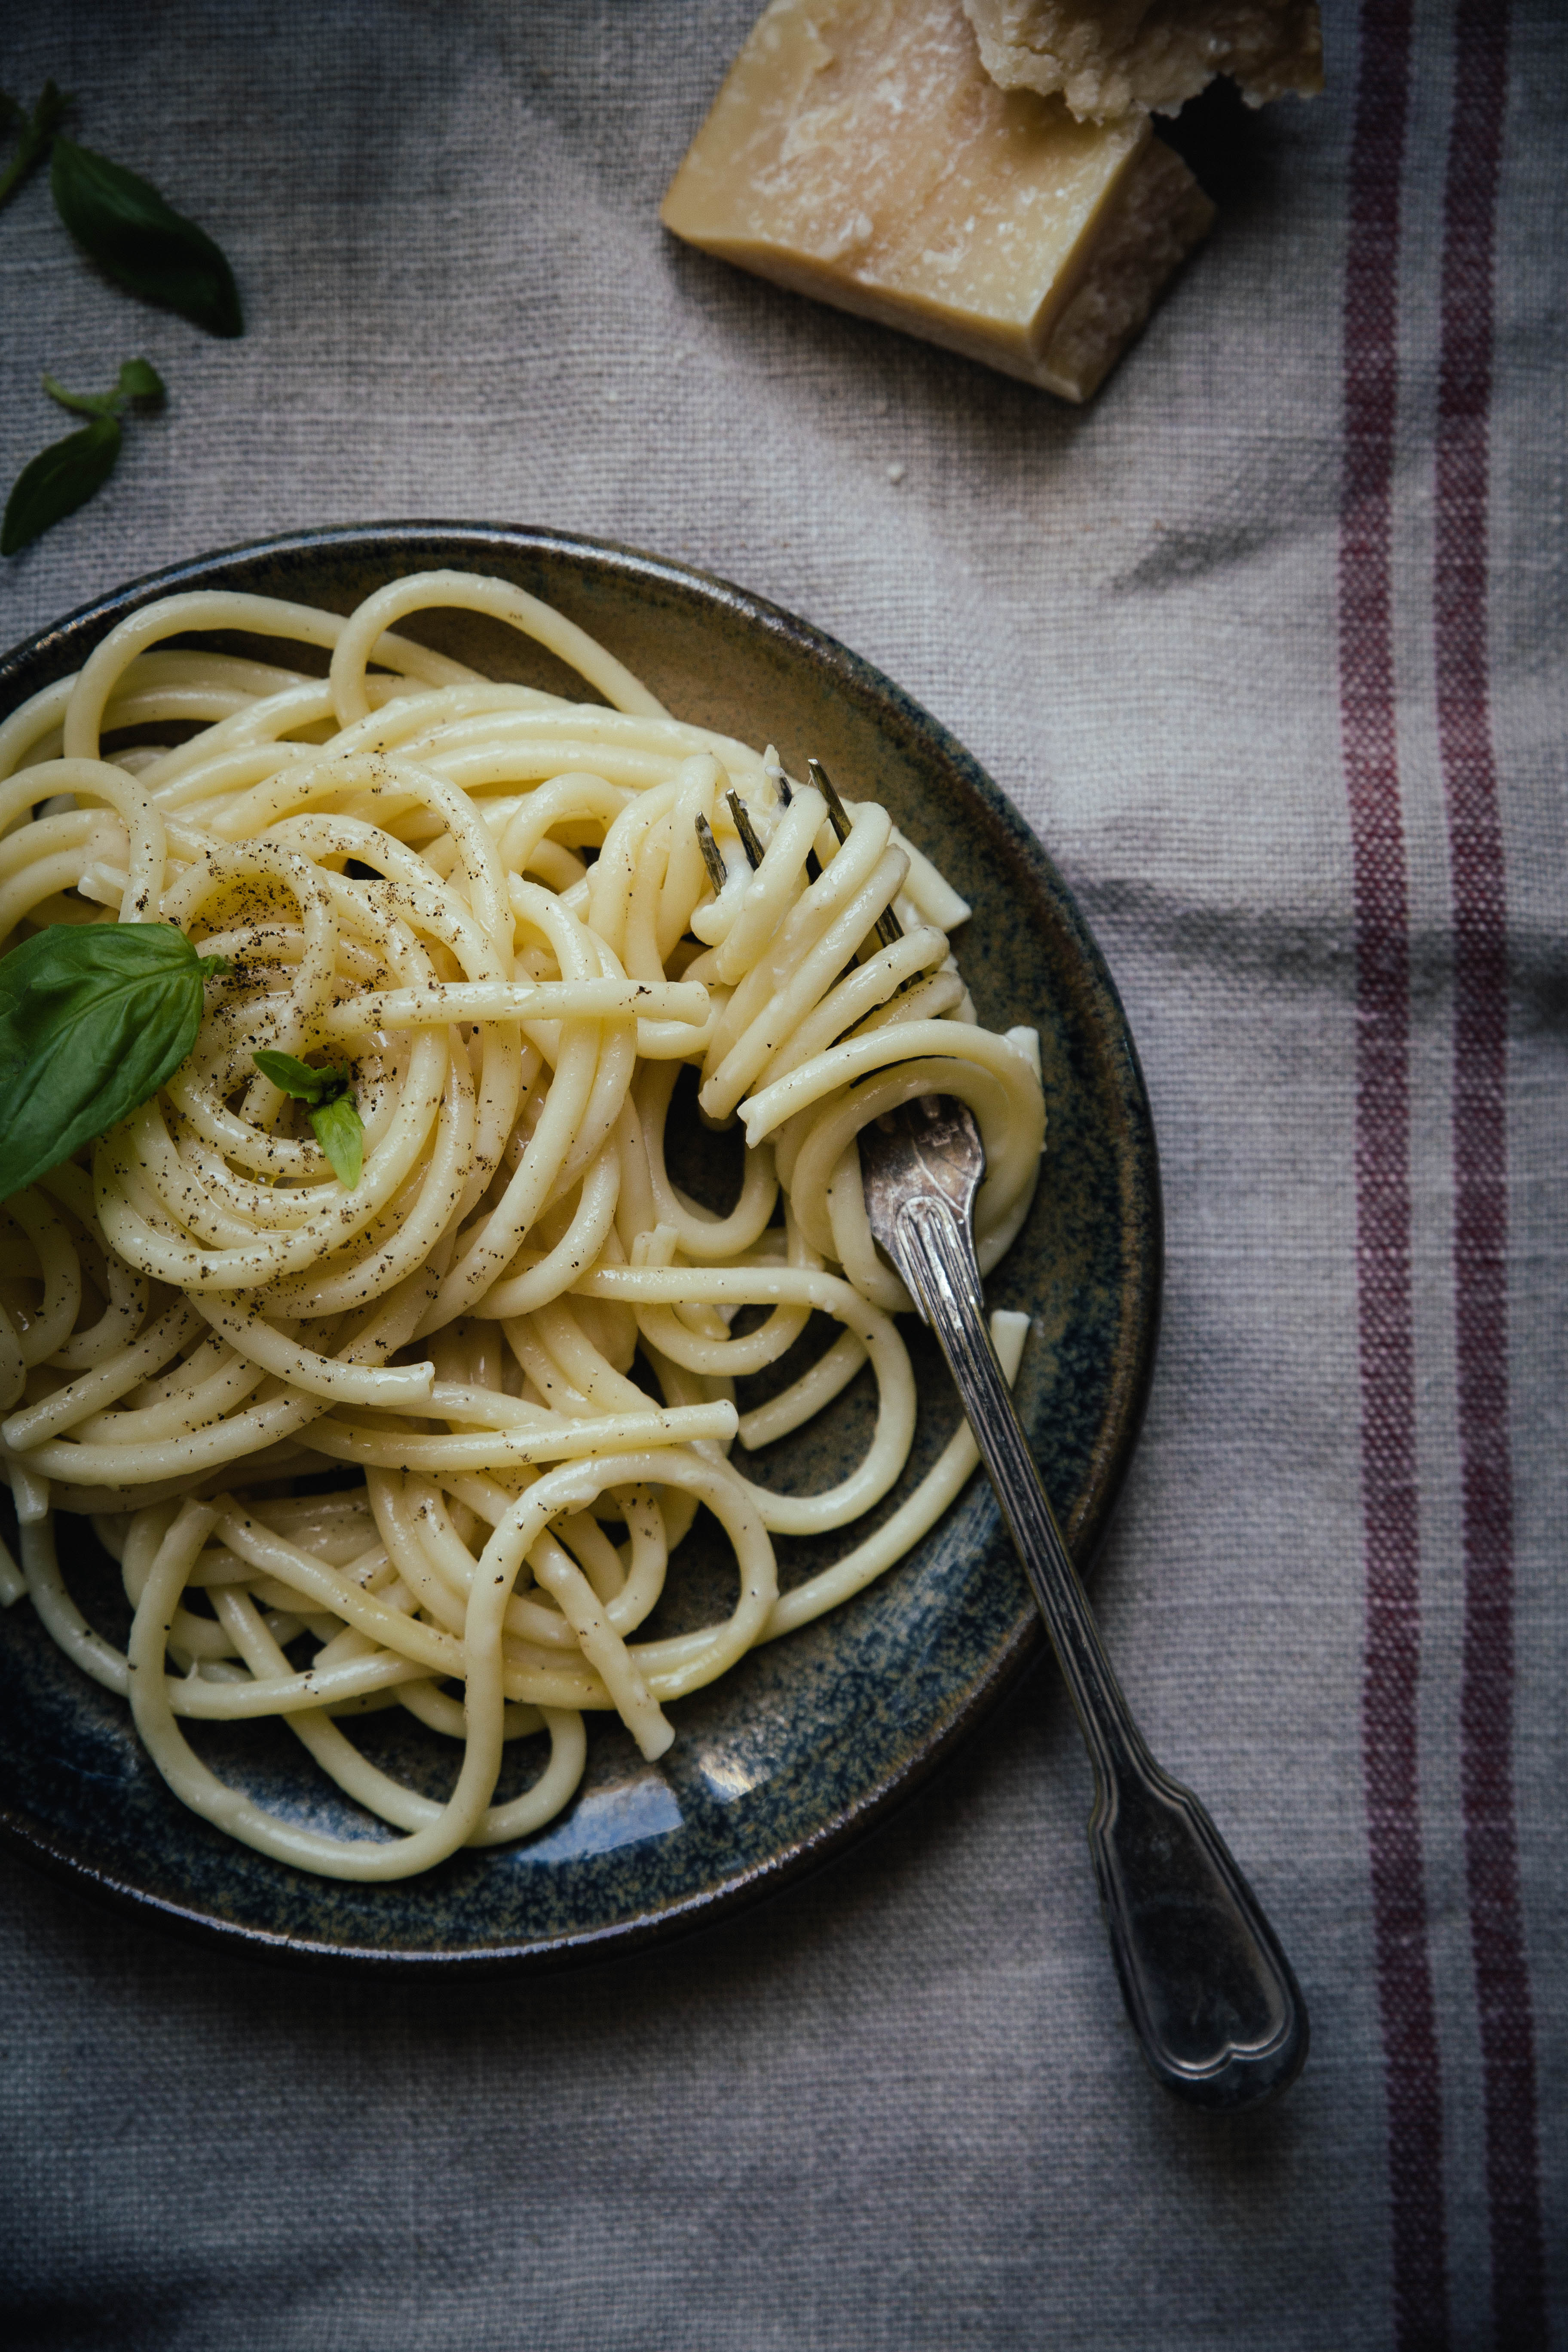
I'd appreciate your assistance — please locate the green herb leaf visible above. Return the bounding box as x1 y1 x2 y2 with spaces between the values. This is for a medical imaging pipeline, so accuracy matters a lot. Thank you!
40 358 167 420
251 1048 348 1107
40 374 118 421
1 414 120 557
115 356 165 402
0 924 226 1200
0 80 71 211
4 361 168 557
308 1093 365 1190
49 137 242 337
251 1051 364 1188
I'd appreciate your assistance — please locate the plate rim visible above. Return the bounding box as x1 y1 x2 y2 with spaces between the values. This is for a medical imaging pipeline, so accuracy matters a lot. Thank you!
0 521 1162 1972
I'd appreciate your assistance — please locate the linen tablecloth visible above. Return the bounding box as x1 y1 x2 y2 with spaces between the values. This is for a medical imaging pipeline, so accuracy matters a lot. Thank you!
0 4 1562 2345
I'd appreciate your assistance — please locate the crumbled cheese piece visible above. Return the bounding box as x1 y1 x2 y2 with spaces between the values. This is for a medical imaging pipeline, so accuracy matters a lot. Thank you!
962 0 1323 123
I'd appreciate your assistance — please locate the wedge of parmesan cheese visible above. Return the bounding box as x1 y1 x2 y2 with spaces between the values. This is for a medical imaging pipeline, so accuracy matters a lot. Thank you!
660 0 1215 404
962 0 1324 124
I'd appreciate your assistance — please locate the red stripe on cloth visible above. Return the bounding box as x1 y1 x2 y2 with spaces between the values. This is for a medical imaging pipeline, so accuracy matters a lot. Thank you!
1341 6 1449 2346
1436 6 1548 2341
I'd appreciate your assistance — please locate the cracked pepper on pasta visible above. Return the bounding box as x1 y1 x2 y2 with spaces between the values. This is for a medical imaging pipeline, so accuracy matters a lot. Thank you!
0 571 1044 1878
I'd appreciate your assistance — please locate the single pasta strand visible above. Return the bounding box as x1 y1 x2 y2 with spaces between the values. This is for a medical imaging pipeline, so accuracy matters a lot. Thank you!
320 978 709 1033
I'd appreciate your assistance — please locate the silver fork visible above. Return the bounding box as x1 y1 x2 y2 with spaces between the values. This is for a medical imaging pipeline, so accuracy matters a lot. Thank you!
860 1095 1309 2110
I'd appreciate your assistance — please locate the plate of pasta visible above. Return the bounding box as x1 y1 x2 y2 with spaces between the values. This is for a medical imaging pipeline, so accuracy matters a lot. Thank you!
0 525 1159 1967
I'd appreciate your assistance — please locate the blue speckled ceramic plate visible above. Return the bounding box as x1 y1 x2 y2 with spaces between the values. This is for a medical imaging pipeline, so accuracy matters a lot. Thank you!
0 525 1160 1971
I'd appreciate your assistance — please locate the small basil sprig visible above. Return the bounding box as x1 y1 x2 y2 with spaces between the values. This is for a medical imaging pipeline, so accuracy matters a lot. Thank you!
2 359 165 557
0 80 71 211
252 1052 366 1191
50 136 242 337
0 923 226 1200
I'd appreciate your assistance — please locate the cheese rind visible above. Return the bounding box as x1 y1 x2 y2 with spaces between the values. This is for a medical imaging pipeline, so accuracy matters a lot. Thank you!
660 0 1215 403
962 0 1324 123
1040 135 1216 400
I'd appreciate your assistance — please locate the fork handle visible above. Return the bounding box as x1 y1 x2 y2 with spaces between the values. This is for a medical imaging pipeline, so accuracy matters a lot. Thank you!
888 1194 1308 2111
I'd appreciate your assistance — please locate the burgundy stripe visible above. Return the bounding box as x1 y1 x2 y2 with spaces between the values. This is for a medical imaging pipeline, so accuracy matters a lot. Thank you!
1340 5 1449 2345
1435 6 1548 2341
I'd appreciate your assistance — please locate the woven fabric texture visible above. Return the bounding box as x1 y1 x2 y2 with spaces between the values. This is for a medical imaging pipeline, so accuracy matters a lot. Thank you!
0 3 1562 2346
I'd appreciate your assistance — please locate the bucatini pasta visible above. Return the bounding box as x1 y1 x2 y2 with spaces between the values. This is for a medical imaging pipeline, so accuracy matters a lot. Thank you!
0 571 1044 1879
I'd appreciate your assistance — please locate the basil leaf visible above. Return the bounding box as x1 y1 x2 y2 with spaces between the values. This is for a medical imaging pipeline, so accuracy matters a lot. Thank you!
49 137 242 337
40 374 119 421
5 362 167 556
0 80 70 211
308 1093 365 1191
250 1050 364 1186
40 360 168 421
1 415 120 558
0 925 226 1200
116 356 165 402
251 1048 348 1106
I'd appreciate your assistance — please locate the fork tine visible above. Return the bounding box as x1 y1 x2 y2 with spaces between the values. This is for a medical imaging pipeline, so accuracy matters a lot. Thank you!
774 769 824 883
807 756 904 951
725 788 766 871
694 810 729 894
805 757 851 844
